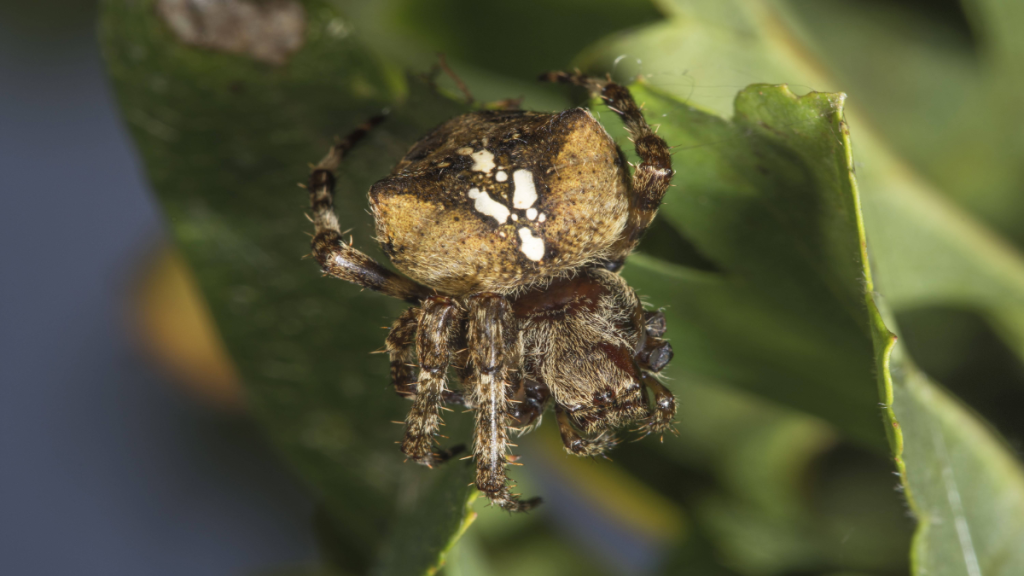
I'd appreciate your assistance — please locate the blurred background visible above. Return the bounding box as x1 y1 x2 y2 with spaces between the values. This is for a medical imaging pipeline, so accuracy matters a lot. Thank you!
0 2 318 574
3 0 1023 575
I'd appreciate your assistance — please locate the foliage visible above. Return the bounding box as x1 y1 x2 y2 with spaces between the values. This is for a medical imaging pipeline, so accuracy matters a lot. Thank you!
100 0 1024 574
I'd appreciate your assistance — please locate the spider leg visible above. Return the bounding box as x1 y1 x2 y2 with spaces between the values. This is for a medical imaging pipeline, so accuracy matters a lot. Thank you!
401 296 462 466
307 116 433 303
540 71 674 264
639 373 677 437
466 293 540 512
387 307 420 399
435 53 474 105
387 307 467 406
555 404 619 456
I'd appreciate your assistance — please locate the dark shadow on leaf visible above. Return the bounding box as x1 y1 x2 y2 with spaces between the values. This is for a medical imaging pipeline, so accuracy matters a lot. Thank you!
851 0 978 51
897 306 1024 452
392 0 662 81
639 217 723 273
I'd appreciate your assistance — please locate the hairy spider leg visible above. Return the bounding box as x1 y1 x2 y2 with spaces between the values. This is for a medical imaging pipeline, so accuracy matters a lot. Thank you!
307 116 433 303
401 296 461 466
425 54 521 110
386 307 420 397
554 404 619 457
386 307 468 406
466 293 540 512
540 71 674 265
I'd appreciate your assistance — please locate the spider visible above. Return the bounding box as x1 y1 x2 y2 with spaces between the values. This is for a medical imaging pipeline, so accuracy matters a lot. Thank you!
304 71 676 512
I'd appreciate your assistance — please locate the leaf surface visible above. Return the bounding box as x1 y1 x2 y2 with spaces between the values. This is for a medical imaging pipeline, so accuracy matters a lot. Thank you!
579 0 1024 365
100 0 1024 573
100 1 476 573
610 80 1024 574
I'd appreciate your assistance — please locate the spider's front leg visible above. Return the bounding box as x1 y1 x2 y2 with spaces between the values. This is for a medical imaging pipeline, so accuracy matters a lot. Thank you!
466 293 540 512
307 117 433 303
400 296 462 466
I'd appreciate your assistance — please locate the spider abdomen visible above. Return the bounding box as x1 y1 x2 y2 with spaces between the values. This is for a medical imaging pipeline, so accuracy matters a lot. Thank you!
369 108 631 295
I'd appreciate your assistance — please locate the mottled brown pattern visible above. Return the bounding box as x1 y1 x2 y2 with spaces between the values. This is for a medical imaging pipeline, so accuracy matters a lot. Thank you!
301 73 676 512
400 296 460 466
370 108 629 294
542 71 674 264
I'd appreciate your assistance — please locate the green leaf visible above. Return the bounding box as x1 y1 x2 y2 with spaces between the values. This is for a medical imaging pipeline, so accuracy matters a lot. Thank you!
614 84 883 448
100 0 1024 573
768 0 1024 361
577 8 1024 570
875 305 1024 575
579 0 1024 366
371 473 479 576
608 83 911 573
608 80 1024 573
100 0 477 573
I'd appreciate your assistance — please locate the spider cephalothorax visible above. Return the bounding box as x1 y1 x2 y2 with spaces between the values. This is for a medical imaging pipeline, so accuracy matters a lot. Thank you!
304 71 676 511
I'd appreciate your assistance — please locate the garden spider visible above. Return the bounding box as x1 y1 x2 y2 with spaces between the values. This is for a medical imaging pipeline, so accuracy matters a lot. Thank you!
304 71 675 511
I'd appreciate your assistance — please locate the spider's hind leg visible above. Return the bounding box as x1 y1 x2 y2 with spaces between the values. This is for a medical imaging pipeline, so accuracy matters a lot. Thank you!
307 116 432 303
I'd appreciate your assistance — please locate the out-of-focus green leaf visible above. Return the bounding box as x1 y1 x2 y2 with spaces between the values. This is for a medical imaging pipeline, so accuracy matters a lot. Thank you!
579 0 1024 366
100 0 480 573
874 305 1024 575
770 0 1024 363
372 470 479 576
603 78 1024 573
607 83 913 573
101 0 1024 573
576 8 1024 569
614 84 882 448
776 0 1024 247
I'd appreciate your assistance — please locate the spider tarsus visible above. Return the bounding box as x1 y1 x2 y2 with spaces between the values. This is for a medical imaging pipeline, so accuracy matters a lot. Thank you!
434 443 466 464
485 491 542 513
513 496 543 512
